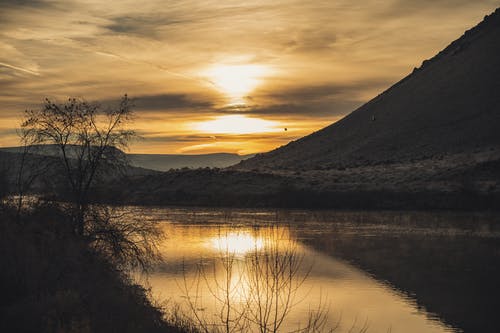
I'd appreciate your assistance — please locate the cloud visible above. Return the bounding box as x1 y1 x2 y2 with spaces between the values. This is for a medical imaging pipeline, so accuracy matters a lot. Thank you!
0 0 498 153
262 80 392 102
221 101 360 118
0 0 50 9
0 41 40 78
213 80 393 117
389 0 498 12
135 133 215 143
129 93 213 111
0 61 39 76
0 76 23 90
105 14 187 36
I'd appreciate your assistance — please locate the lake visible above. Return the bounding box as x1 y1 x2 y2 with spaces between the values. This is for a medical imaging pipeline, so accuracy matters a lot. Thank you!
129 208 500 333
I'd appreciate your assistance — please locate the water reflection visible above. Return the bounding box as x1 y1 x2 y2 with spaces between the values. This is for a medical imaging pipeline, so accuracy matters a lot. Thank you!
132 208 475 333
176 226 322 332
208 231 265 256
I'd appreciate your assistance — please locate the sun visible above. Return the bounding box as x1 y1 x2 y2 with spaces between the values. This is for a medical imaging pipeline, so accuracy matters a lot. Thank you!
192 115 280 135
208 232 264 256
204 64 269 104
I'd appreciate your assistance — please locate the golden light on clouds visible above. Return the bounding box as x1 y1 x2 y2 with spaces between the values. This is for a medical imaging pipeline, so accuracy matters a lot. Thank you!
178 137 286 155
0 0 498 154
204 64 270 104
192 115 281 135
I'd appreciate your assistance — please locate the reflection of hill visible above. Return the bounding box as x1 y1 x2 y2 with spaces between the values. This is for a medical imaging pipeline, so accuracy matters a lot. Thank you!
297 212 500 333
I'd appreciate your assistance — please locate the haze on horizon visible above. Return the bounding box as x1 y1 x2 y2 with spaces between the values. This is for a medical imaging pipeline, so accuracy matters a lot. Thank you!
0 0 498 154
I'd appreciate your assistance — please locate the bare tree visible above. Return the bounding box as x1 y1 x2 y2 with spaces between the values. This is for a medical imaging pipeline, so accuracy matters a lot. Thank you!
85 205 162 271
0 159 9 201
180 226 335 333
20 95 135 235
13 136 53 220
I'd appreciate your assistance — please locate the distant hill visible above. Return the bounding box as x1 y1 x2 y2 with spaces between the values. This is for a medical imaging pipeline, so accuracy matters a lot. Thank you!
0 146 253 171
236 8 500 171
0 148 154 194
3 9 500 210
128 153 254 171
0 144 126 157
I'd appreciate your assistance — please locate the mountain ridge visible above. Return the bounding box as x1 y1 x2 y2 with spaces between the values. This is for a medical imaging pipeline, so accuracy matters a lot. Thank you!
0 145 254 171
236 8 500 171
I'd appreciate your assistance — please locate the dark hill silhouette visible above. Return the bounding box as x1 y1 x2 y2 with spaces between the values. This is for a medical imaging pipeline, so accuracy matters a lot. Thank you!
128 153 254 171
236 8 500 171
0 144 126 160
0 146 253 171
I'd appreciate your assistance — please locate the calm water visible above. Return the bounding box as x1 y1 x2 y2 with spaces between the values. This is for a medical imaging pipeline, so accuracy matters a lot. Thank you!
130 208 500 333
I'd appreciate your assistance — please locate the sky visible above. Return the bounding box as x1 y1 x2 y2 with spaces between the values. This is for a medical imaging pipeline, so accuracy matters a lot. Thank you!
1 0 499 154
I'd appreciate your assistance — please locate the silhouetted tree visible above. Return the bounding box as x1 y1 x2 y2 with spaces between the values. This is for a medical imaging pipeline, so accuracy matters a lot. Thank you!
0 164 9 201
13 138 54 220
20 95 135 236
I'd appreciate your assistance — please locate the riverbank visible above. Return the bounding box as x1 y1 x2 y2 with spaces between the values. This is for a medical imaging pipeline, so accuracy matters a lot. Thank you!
0 202 193 333
2 148 500 211
92 149 499 210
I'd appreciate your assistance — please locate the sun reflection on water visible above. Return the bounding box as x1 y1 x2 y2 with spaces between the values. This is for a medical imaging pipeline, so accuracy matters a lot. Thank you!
143 209 462 333
208 231 265 255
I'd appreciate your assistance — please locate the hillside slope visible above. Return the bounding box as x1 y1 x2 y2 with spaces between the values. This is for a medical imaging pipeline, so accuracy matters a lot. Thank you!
237 9 500 171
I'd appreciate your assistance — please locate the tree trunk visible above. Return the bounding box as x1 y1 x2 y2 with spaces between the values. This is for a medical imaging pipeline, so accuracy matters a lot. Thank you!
75 201 86 237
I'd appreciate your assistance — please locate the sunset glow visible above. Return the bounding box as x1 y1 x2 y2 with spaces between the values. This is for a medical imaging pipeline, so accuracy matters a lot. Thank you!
0 1 498 153
205 64 270 104
209 232 264 256
2 2 499 332
193 115 280 135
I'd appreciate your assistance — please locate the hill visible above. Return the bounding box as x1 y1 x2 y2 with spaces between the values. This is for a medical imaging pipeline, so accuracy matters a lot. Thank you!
0 146 253 171
3 9 500 210
236 8 500 171
128 153 254 171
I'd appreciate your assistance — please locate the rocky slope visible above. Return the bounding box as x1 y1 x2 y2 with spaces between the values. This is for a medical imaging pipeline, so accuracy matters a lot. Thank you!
236 8 500 171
